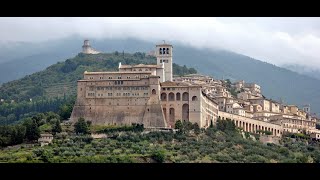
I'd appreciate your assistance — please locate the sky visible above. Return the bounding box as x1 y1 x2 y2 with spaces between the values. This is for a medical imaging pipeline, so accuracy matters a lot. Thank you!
0 17 319 70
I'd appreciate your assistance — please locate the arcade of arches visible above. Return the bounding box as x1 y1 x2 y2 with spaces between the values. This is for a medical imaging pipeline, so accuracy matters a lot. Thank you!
218 111 282 137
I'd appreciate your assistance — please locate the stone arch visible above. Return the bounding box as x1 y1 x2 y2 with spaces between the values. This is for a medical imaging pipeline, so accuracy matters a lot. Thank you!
169 108 175 127
182 104 189 121
161 93 167 101
169 92 175 101
152 89 156 95
159 48 162 54
166 48 169 54
176 93 181 101
182 92 189 101
192 96 198 101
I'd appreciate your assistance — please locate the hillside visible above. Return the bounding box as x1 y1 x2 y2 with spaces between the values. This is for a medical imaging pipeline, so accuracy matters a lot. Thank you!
0 52 196 102
281 63 320 81
1 37 320 114
1 120 319 163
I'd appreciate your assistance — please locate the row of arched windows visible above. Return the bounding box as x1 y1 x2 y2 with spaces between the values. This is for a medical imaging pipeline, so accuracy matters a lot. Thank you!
159 48 170 55
160 92 197 101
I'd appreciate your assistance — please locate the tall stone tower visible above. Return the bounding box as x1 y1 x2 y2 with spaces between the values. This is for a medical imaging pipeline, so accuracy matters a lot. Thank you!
156 41 173 82
82 40 91 53
303 104 311 119
82 39 100 54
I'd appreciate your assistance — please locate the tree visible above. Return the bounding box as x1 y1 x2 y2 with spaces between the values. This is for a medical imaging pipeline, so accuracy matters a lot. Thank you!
151 149 166 163
52 119 62 134
24 119 40 141
11 125 26 144
59 104 73 120
74 117 90 134
193 123 200 135
175 120 183 133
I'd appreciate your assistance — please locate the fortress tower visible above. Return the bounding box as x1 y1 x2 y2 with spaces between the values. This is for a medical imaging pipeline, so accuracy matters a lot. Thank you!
82 40 100 54
156 41 173 82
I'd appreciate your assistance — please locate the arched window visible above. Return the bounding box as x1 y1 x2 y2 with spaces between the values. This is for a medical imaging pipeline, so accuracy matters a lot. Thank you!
176 93 181 101
160 60 162 63
152 89 156 95
159 48 162 54
161 93 167 101
182 92 189 101
166 48 169 54
169 92 175 101
192 96 198 101
162 48 166 54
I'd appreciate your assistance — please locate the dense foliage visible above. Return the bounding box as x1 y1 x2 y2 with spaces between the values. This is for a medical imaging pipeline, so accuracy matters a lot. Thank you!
1 121 320 163
74 117 91 134
0 112 62 147
0 96 75 125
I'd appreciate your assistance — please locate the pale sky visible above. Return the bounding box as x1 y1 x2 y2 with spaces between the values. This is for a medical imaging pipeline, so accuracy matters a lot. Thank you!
0 17 319 70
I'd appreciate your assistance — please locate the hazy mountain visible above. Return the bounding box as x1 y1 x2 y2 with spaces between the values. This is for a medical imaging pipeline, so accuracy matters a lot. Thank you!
281 63 320 81
0 36 156 84
0 37 320 114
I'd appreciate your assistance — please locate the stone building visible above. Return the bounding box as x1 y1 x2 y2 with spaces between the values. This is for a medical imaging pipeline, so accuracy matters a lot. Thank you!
82 40 100 54
38 134 54 147
248 98 270 112
70 41 219 129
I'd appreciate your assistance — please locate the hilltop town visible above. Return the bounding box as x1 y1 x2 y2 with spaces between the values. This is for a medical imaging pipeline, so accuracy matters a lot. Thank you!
71 40 320 140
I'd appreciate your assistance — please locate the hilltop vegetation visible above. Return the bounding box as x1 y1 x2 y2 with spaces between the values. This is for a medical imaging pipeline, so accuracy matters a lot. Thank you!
1 118 320 163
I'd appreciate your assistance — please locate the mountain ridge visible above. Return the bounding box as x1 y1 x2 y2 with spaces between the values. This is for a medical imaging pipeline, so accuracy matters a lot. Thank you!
0 37 320 114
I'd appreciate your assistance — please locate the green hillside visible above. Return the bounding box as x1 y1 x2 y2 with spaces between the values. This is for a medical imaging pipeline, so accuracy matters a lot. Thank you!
0 52 196 125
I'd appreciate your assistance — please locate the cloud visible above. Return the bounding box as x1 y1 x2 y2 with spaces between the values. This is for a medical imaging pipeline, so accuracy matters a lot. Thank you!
0 17 320 69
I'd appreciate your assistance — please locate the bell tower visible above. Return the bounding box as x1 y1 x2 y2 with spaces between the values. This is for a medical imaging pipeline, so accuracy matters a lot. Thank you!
156 40 173 82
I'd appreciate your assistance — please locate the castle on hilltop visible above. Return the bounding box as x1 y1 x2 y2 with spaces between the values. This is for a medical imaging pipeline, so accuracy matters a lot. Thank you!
70 40 320 139
82 40 100 54
71 41 218 128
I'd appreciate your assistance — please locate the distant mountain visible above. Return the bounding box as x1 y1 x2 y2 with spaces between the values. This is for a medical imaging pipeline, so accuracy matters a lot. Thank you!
0 36 157 84
0 37 320 114
281 63 320 81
